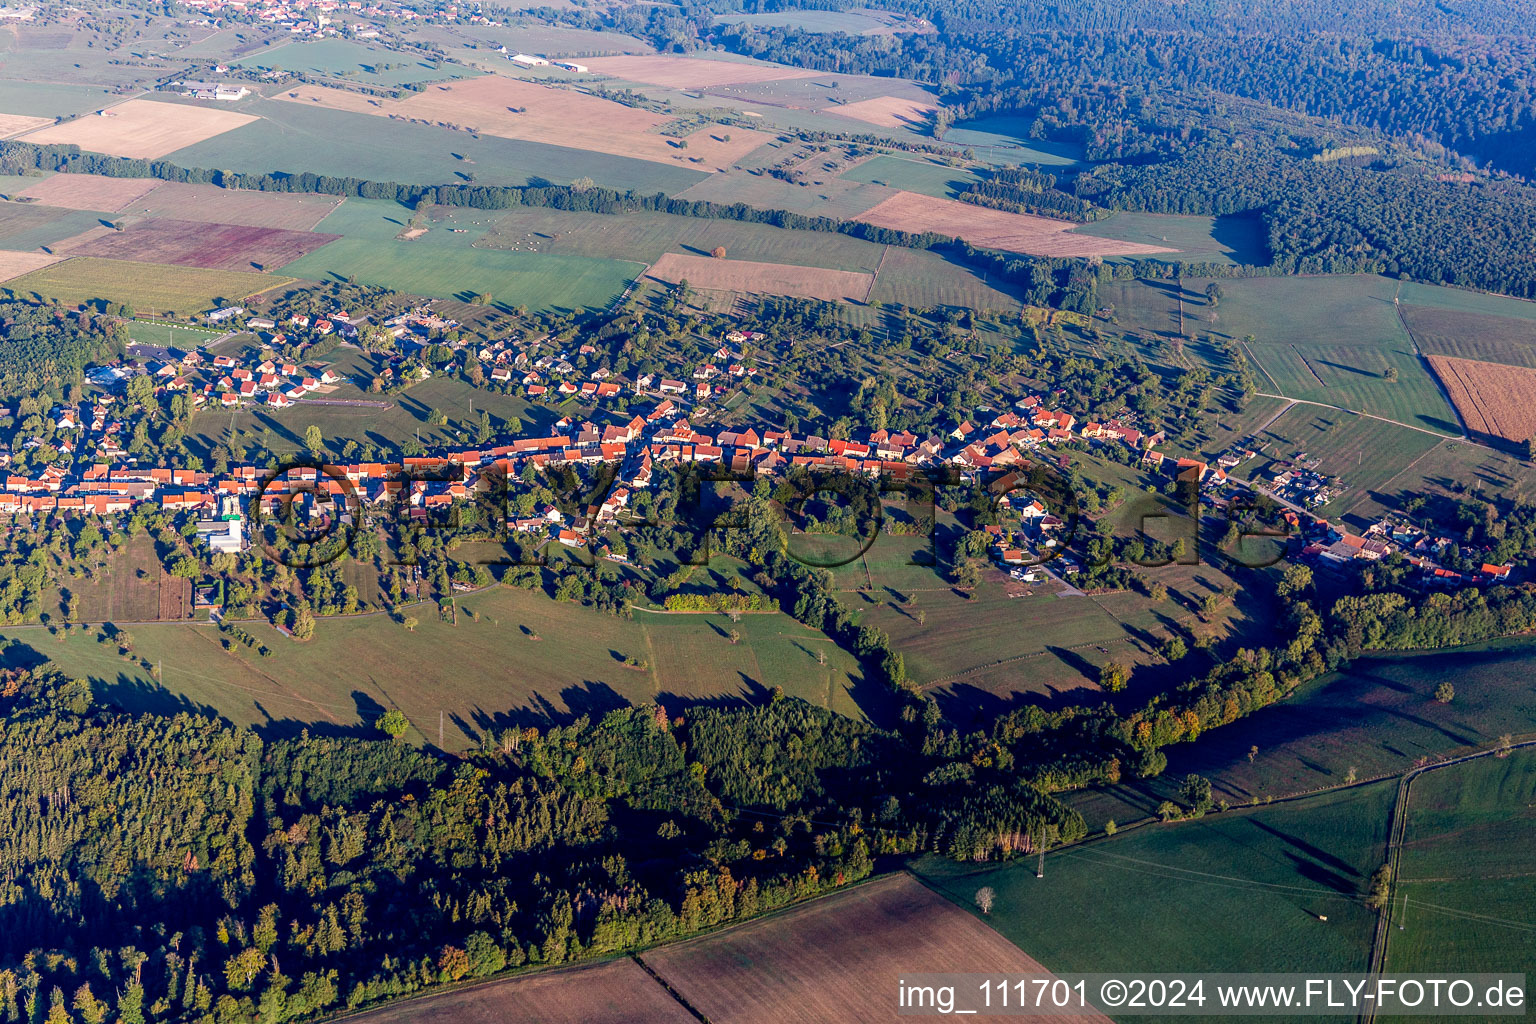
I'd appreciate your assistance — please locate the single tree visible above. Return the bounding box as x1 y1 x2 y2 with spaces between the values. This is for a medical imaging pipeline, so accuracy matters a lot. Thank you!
1435 681 1455 703
378 708 410 740
974 886 996 914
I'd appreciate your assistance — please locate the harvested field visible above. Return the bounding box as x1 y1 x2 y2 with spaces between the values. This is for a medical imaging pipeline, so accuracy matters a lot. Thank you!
15 172 161 211
0 250 61 282
59 218 340 272
1425 353 1536 445
854 191 1173 257
18 99 258 159
276 79 769 171
346 959 696 1024
0 112 52 138
646 251 873 301
643 873 1110 1024
123 182 344 230
580 54 824 89
828 95 938 130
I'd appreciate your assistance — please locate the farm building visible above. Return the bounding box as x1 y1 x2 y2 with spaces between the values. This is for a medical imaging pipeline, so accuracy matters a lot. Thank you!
510 53 549 67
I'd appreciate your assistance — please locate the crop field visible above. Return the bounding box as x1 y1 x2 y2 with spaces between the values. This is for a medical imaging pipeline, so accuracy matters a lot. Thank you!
645 252 873 302
349 959 696 1024
867 245 1023 310
124 182 344 230
1 586 879 746
60 217 341 272
1424 354 1536 446
475 206 889 272
20 99 258 159
276 236 639 313
643 873 1107 1024
580 54 825 89
1384 749 1536 999
855 191 1172 257
44 535 194 622
233 38 473 86
0 112 51 138
1255 405 1440 522
919 783 1392 989
14 172 161 211
167 99 708 195
829 95 939 130
0 248 60 281
2 257 291 315
278 77 770 172
1071 212 1269 266
839 154 979 198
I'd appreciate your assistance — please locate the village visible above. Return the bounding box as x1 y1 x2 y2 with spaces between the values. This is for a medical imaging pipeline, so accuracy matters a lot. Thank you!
0 308 1516 594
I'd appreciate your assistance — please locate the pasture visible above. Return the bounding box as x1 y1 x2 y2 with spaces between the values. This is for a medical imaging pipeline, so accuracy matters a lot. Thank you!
124 182 344 230
275 236 639 313
1 585 879 746
349 959 696 1024
1254 404 1441 522
0 79 115 118
1128 636 1536 812
644 252 873 302
473 205 889 273
867 245 1023 311
917 782 1394 979
1182 275 1457 430
711 8 922 34
60 217 340 272
673 171 897 219
20 99 258 159
643 873 1105 1024
1071 212 1269 266
2 257 291 315
839 154 979 198
167 99 708 195
234 38 473 87
855 191 1172 257
0 201 114 251
1384 749 1536 999
15 172 161 211
943 116 1084 166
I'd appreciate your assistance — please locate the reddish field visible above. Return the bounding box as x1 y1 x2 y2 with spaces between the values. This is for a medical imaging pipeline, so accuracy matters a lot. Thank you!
642 873 1110 1024
854 190 1173 257
59 218 340 272
646 251 874 301
830 95 939 130
346 959 695 1024
1425 354 1536 445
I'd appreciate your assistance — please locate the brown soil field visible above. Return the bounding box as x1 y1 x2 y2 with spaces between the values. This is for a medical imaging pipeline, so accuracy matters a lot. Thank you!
345 958 696 1024
646 251 874 301
854 191 1175 257
59 217 340 272
16 172 162 212
17 99 258 159
829 95 939 130
643 873 1111 1024
1425 354 1536 445
0 250 62 282
0 113 53 138
276 79 769 172
123 182 344 231
580 54 825 89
